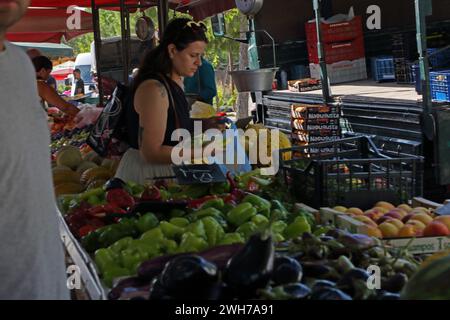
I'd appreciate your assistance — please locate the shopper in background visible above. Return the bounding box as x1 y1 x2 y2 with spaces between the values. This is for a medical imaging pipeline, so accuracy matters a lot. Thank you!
0 0 70 300
26 48 57 90
184 56 217 106
73 68 85 96
115 18 209 184
32 55 80 117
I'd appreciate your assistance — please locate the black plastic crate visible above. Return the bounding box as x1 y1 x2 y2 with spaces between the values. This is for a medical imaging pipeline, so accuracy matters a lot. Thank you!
279 136 423 209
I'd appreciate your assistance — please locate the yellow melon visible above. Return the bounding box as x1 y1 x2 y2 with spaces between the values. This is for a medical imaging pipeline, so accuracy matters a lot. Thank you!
53 170 81 186
56 146 82 170
54 183 85 197
80 167 113 186
76 161 98 175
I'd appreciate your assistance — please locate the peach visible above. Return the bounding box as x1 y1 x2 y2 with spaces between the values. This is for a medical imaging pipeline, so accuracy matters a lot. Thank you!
375 201 395 210
353 215 378 228
384 211 404 220
360 225 383 238
379 222 399 238
406 219 427 231
397 225 418 238
397 204 412 213
346 207 364 216
410 213 433 226
376 216 393 225
434 216 450 231
423 221 450 237
333 206 348 213
402 213 415 224
385 219 404 230
373 206 390 214
411 207 430 215
364 210 383 221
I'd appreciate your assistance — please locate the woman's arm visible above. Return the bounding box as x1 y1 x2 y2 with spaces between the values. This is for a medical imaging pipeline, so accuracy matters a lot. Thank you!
37 81 80 117
135 79 176 164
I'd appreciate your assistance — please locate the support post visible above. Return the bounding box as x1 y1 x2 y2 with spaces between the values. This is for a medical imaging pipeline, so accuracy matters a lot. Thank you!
158 0 169 36
91 0 103 105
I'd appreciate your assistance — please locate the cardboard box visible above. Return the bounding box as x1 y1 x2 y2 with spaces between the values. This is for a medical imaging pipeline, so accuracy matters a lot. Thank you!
291 104 340 120
291 118 340 131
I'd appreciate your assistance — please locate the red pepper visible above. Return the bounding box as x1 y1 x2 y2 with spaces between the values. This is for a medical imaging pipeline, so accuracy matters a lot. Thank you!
247 180 260 192
78 225 98 238
87 204 127 218
141 186 161 201
106 189 135 208
187 195 218 209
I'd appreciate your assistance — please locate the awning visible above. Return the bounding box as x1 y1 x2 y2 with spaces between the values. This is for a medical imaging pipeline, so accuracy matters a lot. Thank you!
29 0 236 20
6 7 93 43
13 42 75 58
51 60 76 80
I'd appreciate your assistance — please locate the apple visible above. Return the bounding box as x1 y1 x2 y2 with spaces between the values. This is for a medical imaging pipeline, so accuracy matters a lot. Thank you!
397 204 412 213
402 213 415 224
373 206 389 214
379 222 399 238
397 225 417 238
406 219 427 231
376 216 393 225
384 211 403 220
353 215 378 227
410 213 434 226
434 216 450 231
386 219 404 230
423 221 450 237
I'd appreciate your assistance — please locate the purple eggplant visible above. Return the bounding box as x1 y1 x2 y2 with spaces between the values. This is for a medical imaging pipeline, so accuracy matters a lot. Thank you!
108 276 150 300
272 256 303 285
223 233 275 298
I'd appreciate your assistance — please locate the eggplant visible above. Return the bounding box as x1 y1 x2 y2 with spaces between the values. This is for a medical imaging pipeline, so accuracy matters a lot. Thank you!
382 273 408 293
108 276 150 300
282 283 311 299
311 280 337 293
138 254 183 281
337 233 378 252
319 236 335 242
148 277 173 300
325 228 350 239
104 177 126 191
310 288 352 300
160 255 219 299
376 290 401 300
337 268 370 297
301 261 338 280
272 256 303 285
223 233 275 297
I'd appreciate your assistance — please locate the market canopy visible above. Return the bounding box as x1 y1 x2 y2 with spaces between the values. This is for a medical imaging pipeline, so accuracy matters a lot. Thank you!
13 42 74 58
6 7 93 43
51 60 76 80
29 0 236 20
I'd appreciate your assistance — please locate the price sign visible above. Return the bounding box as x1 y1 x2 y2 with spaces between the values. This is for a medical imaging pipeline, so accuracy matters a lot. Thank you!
172 164 227 185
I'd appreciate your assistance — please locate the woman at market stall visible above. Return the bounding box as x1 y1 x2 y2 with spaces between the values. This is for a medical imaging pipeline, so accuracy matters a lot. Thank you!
32 55 80 117
115 18 211 184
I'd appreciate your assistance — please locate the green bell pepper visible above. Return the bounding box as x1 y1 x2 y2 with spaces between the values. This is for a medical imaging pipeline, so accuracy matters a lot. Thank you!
169 217 190 228
284 216 311 240
199 198 225 210
210 182 231 195
271 200 289 220
159 221 185 240
251 214 270 227
81 229 101 253
136 212 159 234
140 227 165 243
274 233 285 242
218 232 245 245
119 247 147 273
79 187 105 201
242 194 271 217
201 217 225 247
185 220 207 240
109 236 133 254
236 221 258 239
94 248 118 274
227 202 257 226
192 207 224 220
271 221 288 234
170 209 186 218
178 232 209 253
102 266 130 288
160 239 178 255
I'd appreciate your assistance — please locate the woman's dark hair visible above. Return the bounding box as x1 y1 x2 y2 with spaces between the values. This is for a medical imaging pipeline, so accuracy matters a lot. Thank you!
133 18 208 92
32 55 53 72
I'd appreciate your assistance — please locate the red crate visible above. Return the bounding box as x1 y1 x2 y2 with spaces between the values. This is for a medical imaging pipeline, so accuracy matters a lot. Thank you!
306 16 363 44
308 36 365 64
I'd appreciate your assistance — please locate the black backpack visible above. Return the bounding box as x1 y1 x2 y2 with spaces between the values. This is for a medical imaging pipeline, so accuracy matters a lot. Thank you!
86 82 139 157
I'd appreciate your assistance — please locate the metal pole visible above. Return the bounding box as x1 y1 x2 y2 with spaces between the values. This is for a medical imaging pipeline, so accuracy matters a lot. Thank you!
91 0 103 106
415 0 434 140
313 0 331 103
158 0 169 36
119 0 129 85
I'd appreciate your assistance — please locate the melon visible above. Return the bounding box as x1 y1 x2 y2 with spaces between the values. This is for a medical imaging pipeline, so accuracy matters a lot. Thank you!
56 146 82 170
76 161 98 175
83 150 103 165
54 183 85 197
401 254 450 299
80 167 112 186
87 179 107 190
53 170 81 186
52 165 72 174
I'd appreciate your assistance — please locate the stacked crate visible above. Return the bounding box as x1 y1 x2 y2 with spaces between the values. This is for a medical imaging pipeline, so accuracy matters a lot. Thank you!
391 33 416 84
290 104 341 153
306 16 367 84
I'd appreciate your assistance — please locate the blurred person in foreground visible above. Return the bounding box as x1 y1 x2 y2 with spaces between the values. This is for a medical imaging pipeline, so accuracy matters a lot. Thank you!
0 0 70 300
